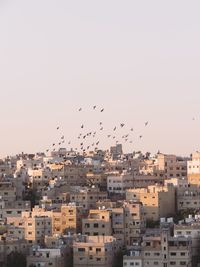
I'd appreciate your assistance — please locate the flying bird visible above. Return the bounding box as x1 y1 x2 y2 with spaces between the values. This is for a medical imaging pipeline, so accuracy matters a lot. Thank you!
145 121 149 126
120 123 125 128
56 127 59 130
113 127 117 131
93 106 97 110
139 135 143 139
100 108 104 112
78 108 82 111
81 124 84 129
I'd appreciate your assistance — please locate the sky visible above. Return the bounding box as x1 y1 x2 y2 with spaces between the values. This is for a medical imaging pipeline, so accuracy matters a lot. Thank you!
0 0 200 157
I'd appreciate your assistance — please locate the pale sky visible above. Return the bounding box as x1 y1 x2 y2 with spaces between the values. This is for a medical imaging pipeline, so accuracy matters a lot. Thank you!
0 0 200 157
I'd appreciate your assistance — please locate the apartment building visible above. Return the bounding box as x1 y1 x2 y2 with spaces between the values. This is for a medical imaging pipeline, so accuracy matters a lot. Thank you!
0 200 31 219
73 235 118 267
60 204 83 234
0 182 16 202
155 153 187 179
177 185 200 211
124 228 192 267
27 247 65 267
70 187 108 210
126 185 175 221
82 209 112 236
174 216 200 258
107 172 134 195
188 152 200 186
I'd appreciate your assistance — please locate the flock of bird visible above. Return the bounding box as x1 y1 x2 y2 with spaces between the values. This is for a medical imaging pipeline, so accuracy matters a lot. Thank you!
45 106 150 155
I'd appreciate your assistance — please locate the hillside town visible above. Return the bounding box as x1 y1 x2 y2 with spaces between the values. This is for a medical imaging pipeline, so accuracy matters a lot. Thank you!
0 145 199 267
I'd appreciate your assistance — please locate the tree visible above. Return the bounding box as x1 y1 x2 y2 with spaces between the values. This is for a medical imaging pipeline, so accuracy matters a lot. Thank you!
6 251 26 267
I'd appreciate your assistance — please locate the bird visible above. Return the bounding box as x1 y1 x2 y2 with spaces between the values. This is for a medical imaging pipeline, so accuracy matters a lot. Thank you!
130 128 134 131
113 136 116 139
145 121 149 126
96 141 99 145
68 141 71 144
61 136 64 139
100 127 103 131
107 135 111 138
113 127 117 131
139 135 143 139
78 108 82 111
81 124 84 129
99 122 103 125
52 143 55 146
120 123 125 128
46 149 49 152
100 108 104 112
56 127 59 130
93 106 97 110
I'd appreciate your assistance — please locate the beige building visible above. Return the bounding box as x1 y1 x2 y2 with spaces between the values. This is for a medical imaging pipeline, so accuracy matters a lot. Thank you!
73 235 118 267
0 182 16 202
27 247 65 267
177 185 200 211
111 201 145 247
0 200 31 219
126 185 175 221
124 228 192 267
155 153 187 179
82 209 112 236
70 187 107 210
174 217 200 258
107 172 134 195
60 204 83 234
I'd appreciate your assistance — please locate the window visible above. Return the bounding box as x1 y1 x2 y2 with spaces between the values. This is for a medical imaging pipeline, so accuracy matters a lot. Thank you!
181 252 186 256
170 252 176 256
78 248 85 252
180 262 186 265
154 253 160 256
170 262 176 265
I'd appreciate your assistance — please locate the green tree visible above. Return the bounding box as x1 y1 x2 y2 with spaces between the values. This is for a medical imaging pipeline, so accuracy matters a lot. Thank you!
6 251 26 267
